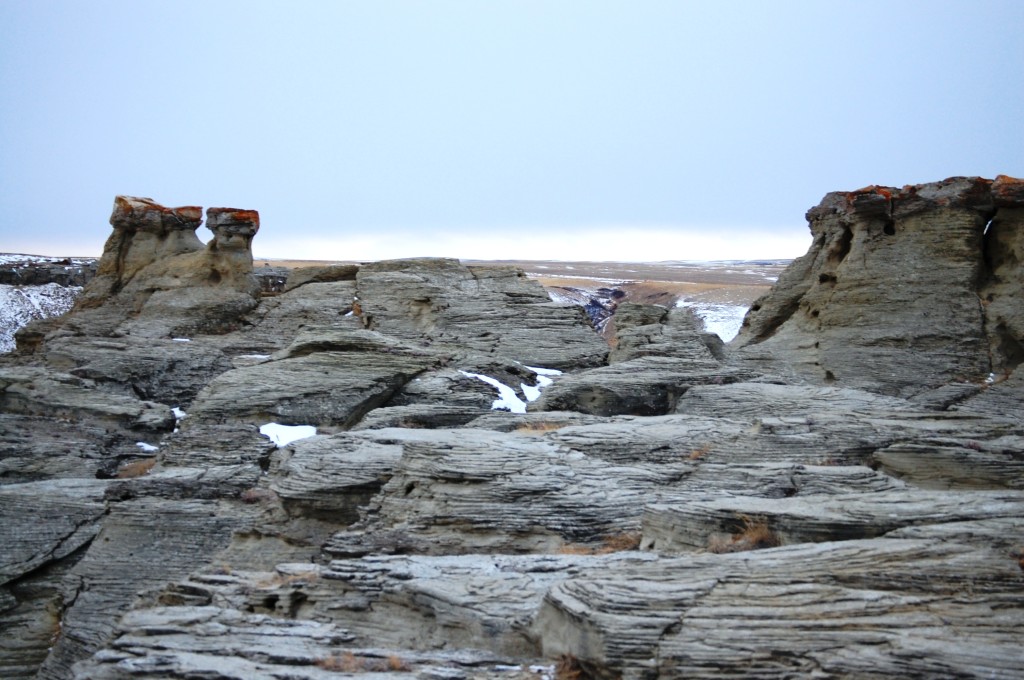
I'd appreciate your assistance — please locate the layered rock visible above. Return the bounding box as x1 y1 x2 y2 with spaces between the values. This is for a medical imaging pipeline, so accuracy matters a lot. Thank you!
2 183 1023 680
354 258 608 370
732 176 1024 398
30 197 261 342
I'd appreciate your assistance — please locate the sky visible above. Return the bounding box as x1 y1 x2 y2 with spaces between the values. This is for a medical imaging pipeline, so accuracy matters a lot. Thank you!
1 1 1021 262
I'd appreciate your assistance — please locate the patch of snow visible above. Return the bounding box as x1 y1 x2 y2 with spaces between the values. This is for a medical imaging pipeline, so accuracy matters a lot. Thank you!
172 407 187 419
238 354 271 360
765 276 779 282
521 382 543 402
520 365 562 402
524 365 563 376
460 370 527 413
259 423 317 447
136 442 159 452
677 299 749 342
0 283 82 353
172 338 191 343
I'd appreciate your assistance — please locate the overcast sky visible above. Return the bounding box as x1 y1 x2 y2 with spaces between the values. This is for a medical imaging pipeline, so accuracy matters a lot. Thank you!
1 1 1021 262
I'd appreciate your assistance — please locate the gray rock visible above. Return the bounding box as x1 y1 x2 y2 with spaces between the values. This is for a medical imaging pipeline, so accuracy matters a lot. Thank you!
731 176 1024 398
188 329 444 428
531 357 759 416
640 489 1024 553
40 335 233 405
534 536 1024 679
284 263 360 292
0 367 175 430
356 258 608 370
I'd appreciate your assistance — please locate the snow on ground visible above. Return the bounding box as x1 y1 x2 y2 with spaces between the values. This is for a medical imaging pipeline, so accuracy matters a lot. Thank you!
677 300 749 342
0 283 81 353
461 366 562 413
520 365 561 401
460 371 527 413
0 254 93 266
260 423 318 447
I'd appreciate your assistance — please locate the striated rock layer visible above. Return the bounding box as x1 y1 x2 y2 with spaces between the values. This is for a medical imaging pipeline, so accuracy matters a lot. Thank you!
733 175 1024 398
1 184 1023 680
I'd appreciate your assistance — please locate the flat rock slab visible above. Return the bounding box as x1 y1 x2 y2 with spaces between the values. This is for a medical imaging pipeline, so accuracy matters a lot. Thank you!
641 489 1024 553
269 433 404 522
355 258 608 370
534 535 1024 679
531 357 759 416
77 552 661 678
0 479 109 585
0 414 138 483
872 438 1024 490
39 335 233 405
188 331 443 428
0 367 174 430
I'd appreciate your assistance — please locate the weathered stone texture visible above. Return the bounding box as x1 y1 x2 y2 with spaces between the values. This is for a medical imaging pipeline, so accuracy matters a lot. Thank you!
1 183 1022 680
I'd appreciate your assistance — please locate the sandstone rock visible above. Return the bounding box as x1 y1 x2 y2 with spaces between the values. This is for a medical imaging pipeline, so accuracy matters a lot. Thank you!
534 536 1024 679
0 479 108 586
3 183 1023 680
0 414 140 483
0 367 175 430
229 280 361 353
350 404 492 430
531 357 758 416
732 176 1024 397
39 335 233 405
640 489 1024 553
284 263 360 292
355 258 607 370
608 304 719 364
188 329 443 428
36 498 257 680
47 197 262 341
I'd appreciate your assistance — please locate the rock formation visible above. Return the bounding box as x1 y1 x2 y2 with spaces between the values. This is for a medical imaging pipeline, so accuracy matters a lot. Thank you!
732 175 1024 399
1 183 1023 680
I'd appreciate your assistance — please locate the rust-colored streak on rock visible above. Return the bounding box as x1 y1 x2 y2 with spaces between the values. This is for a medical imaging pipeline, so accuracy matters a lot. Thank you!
992 174 1024 207
109 196 203 231
206 207 260 229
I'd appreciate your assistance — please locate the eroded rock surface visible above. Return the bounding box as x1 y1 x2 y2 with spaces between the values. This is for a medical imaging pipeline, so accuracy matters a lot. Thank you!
1 183 1022 680
732 176 1024 400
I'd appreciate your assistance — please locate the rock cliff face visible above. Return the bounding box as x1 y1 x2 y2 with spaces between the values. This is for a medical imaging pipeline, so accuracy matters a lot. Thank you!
732 176 1024 399
1 185 1023 680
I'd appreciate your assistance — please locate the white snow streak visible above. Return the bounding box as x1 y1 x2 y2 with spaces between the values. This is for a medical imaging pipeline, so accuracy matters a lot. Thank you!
260 423 317 447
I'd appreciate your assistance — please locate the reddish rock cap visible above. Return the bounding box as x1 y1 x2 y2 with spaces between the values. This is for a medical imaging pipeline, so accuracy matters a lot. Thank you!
109 196 203 232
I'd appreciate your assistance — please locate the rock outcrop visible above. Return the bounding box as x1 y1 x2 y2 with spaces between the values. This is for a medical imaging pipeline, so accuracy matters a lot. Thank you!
732 176 1024 399
35 196 262 342
2 182 1023 680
